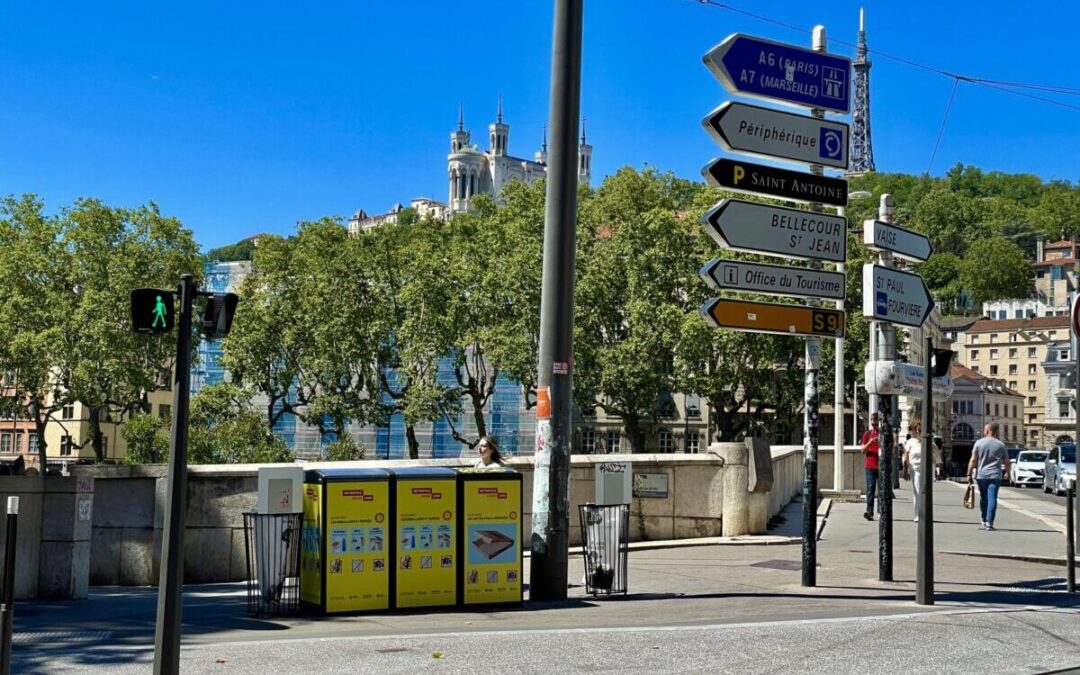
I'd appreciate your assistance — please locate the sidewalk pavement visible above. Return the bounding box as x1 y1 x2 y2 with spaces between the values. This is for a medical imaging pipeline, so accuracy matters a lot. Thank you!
10 479 1080 673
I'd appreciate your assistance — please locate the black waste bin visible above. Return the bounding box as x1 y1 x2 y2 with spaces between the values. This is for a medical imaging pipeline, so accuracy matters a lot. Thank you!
243 511 302 617
578 503 629 596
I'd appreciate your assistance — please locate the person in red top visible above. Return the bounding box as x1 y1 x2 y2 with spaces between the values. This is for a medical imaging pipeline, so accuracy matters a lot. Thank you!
861 412 880 521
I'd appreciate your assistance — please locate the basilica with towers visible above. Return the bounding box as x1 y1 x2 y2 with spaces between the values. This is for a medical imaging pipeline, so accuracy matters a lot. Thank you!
349 99 592 232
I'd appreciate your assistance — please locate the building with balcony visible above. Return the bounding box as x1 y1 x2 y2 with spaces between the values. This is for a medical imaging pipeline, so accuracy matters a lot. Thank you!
949 362 1025 472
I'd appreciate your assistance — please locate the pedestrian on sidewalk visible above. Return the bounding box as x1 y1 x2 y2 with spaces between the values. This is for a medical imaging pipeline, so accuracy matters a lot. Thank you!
861 413 881 521
967 423 1011 531
903 423 923 522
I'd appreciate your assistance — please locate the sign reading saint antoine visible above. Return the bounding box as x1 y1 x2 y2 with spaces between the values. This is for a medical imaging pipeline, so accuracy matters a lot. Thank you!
703 158 848 207
703 33 852 113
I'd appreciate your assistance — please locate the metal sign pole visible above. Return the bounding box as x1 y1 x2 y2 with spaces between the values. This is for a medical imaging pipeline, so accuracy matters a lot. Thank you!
916 335 935 605
153 274 195 675
877 195 895 582
801 25 830 589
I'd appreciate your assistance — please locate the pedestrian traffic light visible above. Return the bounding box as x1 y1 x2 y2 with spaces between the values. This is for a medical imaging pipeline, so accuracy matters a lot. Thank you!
130 288 175 334
202 293 239 339
930 349 954 378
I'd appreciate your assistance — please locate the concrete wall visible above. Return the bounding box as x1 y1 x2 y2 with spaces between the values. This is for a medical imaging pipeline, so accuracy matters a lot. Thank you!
69 445 861 587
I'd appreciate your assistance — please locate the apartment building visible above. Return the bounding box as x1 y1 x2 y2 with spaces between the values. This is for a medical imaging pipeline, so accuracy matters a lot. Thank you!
961 315 1071 448
949 363 1025 470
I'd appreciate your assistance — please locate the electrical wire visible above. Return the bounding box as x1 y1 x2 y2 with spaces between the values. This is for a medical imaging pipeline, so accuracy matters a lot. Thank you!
927 78 962 175
691 0 1080 113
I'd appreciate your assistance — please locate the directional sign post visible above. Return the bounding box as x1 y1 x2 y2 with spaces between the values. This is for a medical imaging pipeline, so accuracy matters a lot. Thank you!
700 259 846 301
861 264 934 327
702 199 846 263
700 297 845 338
703 102 849 169
703 158 848 207
703 33 852 113
863 220 933 262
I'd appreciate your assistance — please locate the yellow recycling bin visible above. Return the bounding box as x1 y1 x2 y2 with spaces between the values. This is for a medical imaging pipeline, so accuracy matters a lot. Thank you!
391 467 458 608
300 468 391 614
457 467 523 606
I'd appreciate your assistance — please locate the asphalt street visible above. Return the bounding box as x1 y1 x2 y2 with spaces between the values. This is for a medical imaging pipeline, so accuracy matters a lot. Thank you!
10 481 1080 674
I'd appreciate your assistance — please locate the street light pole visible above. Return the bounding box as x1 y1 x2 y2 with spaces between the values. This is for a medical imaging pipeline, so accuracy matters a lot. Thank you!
531 0 583 602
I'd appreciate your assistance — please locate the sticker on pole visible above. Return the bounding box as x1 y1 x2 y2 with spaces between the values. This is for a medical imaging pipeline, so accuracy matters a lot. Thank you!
536 386 551 420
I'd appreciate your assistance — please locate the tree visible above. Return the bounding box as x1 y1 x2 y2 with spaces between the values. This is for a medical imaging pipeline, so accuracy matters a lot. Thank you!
0 195 70 470
187 384 293 464
323 436 366 461
910 189 983 257
918 253 963 310
0 196 200 465
205 237 257 262
574 168 697 452
959 238 1033 305
122 413 169 464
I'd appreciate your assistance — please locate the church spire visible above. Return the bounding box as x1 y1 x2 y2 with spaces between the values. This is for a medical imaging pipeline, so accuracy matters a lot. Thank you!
458 103 464 131
497 94 503 124
542 124 547 153
580 116 587 144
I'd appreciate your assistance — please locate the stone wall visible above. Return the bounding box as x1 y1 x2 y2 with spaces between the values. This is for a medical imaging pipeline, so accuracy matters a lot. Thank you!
68 445 862 588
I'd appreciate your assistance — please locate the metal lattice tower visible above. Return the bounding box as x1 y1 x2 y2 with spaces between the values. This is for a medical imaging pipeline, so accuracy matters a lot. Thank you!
849 8 876 174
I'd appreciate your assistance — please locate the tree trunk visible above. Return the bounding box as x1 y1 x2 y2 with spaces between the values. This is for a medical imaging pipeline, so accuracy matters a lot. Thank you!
88 405 105 462
405 425 419 460
624 414 645 453
469 390 487 440
29 398 47 478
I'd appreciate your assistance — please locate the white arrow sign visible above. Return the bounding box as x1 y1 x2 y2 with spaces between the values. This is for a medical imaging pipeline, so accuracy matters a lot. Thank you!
863 220 933 262
702 199 847 263
862 264 934 327
702 102 849 169
700 258 846 300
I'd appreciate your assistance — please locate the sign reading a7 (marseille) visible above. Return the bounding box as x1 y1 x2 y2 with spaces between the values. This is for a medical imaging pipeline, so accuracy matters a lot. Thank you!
703 33 851 113
703 102 849 169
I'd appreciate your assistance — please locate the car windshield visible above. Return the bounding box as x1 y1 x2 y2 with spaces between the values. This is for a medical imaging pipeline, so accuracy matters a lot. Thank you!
1020 452 1047 463
1063 447 1077 464
1007 447 1022 460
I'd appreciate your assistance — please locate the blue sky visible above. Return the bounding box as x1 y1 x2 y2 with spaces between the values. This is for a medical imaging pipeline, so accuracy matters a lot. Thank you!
2 1 1079 250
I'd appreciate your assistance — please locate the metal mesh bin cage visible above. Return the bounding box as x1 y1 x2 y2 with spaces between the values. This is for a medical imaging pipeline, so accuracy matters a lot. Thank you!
243 512 302 617
578 504 629 596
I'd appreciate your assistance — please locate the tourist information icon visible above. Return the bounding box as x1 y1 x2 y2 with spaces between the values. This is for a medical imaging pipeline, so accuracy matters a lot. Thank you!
700 259 846 301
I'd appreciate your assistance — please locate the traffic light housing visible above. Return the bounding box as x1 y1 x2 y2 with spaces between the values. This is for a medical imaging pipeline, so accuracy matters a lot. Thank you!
130 288 175 334
202 293 239 339
931 349 954 378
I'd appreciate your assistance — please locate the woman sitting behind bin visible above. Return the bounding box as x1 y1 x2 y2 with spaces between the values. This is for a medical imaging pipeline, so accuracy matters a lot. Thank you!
474 436 506 468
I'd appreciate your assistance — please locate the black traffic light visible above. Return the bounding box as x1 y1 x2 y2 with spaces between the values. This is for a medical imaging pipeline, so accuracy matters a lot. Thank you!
130 288 175 334
202 293 239 339
931 348 954 378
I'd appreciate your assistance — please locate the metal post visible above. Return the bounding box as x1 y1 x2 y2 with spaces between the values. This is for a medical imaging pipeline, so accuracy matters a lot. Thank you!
877 195 895 582
801 25 828 589
917 336 935 605
834 204 846 494
1075 329 1080 573
1067 483 1075 593
852 382 859 453
530 0 582 602
0 497 18 675
153 274 195 675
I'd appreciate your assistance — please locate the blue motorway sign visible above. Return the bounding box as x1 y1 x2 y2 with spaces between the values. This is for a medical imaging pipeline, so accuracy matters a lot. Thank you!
704 33 851 113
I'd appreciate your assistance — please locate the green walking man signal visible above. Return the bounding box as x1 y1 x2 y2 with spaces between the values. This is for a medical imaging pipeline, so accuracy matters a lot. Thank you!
131 288 176 334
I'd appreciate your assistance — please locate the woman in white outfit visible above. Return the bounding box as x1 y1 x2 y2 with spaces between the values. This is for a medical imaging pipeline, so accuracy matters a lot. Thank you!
903 422 923 522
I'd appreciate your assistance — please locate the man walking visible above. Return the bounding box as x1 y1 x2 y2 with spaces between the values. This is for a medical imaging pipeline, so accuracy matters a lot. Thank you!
861 413 880 521
967 423 1010 530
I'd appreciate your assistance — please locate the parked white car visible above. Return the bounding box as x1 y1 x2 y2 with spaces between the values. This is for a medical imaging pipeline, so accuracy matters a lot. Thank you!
1043 444 1077 496
1010 450 1047 487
